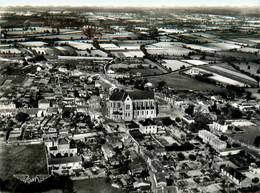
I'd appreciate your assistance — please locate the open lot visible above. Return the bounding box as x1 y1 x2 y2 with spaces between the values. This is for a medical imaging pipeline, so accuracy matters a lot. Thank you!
146 42 192 56
162 60 192 71
73 178 125 193
130 68 164 76
0 143 48 180
145 72 225 92
227 125 260 146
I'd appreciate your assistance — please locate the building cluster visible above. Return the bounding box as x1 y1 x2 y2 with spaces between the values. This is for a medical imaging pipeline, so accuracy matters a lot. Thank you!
0 7 260 193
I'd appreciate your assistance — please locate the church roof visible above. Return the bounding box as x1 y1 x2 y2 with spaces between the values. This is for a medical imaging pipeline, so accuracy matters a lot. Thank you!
110 91 154 101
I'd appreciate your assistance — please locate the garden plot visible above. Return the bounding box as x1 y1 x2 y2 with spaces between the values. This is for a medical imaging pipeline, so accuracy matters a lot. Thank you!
18 41 48 47
182 60 208 66
157 135 181 145
162 60 192 71
0 48 21 54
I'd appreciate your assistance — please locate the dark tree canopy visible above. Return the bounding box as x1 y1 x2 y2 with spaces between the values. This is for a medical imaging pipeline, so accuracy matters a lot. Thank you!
254 136 260 147
16 112 29 122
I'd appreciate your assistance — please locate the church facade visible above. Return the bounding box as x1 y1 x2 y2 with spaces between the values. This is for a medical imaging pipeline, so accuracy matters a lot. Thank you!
108 91 157 121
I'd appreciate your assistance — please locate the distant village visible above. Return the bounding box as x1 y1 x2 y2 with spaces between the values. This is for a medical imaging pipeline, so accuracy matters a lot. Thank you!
0 6 260 193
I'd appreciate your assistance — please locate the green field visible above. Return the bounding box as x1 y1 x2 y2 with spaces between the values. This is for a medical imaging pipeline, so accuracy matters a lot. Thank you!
0 143 48 180
146 72 225 92
73 178 125 193
130 68 164 76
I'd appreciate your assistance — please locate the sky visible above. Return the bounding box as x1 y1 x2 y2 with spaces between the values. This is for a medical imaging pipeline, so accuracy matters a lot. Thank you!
0 0 259 7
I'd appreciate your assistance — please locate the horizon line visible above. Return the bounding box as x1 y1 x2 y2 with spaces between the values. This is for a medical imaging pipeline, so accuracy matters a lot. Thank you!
1 5 260 9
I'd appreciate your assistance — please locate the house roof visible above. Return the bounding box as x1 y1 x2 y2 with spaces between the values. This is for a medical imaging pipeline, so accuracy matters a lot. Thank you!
127 121 140 129
223 167 247 182
128 91 154 100
48 156 82 165
139 118 156 126
110 91 154 101
39 99 49 104
50 146 58 151
58 137 70 145
109 92 125 101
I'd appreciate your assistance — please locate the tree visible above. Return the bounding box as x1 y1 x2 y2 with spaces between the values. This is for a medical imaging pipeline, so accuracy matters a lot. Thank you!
62 111 70 118
185 105 194 117
252 177 259 184
188 154 196 161
254 136 260 147
177 153 185 161
82 161 93 168
148 27 159 39
175 117 181 123
157 81 166 88
16 112 29 122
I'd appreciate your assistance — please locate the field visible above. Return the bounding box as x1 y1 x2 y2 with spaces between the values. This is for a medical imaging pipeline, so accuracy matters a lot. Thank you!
209 65 257 82
99 43 119 50
113 50 144 58
73 178 125 193
237 47 259 53
208 73 247 87
146 42 192 56
76 49 107 57
182 60 208 66
32 47 55 55
18 41 48 47
237 62 260 79
227 125 260 146
145 72 225 92
0 143 48 180
162 59 192 71
216 51 259 61
0 48 21 54
130 68 164 76
56 41 94 50
206 42 241 50
39 33 87 40
184 44 217 52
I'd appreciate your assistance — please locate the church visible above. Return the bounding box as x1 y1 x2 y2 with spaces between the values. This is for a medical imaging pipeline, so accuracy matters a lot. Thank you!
107 90 157 121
